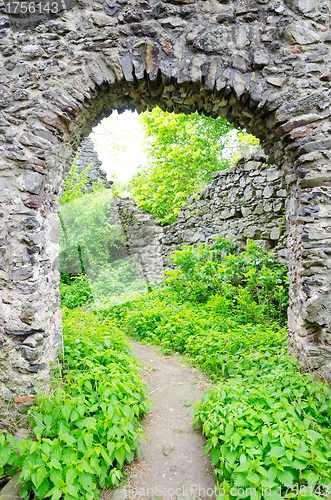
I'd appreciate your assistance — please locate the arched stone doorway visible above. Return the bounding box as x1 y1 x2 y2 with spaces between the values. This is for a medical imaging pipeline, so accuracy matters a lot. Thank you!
1 0 330 407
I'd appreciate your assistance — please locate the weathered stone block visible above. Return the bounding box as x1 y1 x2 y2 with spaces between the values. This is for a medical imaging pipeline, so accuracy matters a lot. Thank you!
266 168 281 181
283 20 322 45
12 267 34 281
263 185 274 198
18 172 44 195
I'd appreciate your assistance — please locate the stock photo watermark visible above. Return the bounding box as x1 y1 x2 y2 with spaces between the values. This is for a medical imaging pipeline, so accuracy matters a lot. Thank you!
4 0 67 14
121 484 331 498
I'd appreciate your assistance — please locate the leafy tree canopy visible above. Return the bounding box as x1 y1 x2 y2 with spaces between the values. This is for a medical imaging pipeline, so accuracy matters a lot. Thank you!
129 107 234 224
129 108 260 225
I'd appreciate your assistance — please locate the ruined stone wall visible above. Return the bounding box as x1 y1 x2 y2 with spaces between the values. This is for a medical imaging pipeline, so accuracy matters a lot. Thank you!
1 0 331 413
115 198 165 284
115 153 287 282
162 150 288 265
75 137 113 192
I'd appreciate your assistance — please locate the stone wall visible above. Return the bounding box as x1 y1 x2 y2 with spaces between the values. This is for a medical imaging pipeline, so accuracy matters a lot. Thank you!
1 0 331 414
75 137 113 192
74 142 288 281
115 198 165 284
76 146 288 284
114 152 288 281
161 150 288 265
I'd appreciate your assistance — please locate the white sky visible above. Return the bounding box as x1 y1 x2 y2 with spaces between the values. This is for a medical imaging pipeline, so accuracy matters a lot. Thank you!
90 110 146 184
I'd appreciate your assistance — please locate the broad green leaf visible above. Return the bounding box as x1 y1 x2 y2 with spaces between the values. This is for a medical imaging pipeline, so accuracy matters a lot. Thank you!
84 433 93 449
268 447 286 458
277 469 293 486
32 467 47 489
78 473 93 491
235 462 250 472
114 447 126 467
67 484 78 496
51 459 62 470
51 488 62 500
66 469 76 484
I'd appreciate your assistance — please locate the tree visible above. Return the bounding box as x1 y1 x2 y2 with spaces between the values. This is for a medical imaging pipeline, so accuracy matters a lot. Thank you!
223 129 260 166
59 186 124 277
59 155 90 205
59 159 144 306
129 107 234 225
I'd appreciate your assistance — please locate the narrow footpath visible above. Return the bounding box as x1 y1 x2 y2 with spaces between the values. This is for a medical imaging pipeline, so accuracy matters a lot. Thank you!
104 341 216 500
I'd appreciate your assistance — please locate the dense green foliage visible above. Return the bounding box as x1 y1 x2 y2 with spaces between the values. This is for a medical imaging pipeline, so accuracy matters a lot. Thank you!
130 107 233 224
164 239 288 325
60 186 123 276
195 365 331 499
59 167 145 307
60 262 146 309
60 274 93 308
88 262 146 307
105 287 286 380
103 241 331 499
3 230 330 500
0 310 149 500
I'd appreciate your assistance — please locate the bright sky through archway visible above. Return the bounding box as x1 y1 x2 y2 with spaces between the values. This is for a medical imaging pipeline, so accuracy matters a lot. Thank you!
90 110 146 184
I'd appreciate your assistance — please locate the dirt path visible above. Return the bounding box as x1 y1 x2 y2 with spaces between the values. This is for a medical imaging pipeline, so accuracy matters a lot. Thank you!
104 341 217 500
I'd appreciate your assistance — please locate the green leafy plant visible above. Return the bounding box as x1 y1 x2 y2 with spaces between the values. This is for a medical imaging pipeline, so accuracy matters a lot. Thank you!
194 365 331 499
89 261 147 307
60 274 93 308
4 236 330 500
164 238 288 325
60 261 147 309
0 310 149 500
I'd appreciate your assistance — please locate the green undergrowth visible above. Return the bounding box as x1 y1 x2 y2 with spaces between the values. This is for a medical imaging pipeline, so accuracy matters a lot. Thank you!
104 289 287 380
102 240 331 499
0 310 149 500
3 239 331 500
195 365 331 500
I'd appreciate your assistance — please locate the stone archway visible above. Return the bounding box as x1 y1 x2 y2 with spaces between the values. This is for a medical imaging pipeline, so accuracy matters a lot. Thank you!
1 0 331 408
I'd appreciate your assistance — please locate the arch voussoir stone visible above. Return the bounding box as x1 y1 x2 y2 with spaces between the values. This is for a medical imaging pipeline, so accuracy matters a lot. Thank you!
0 0 331 414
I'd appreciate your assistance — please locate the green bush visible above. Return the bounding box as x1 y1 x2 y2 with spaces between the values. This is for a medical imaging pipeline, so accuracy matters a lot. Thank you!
0 309 149 500
164 238 289 325
194 367 331 499
60 274 93 309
